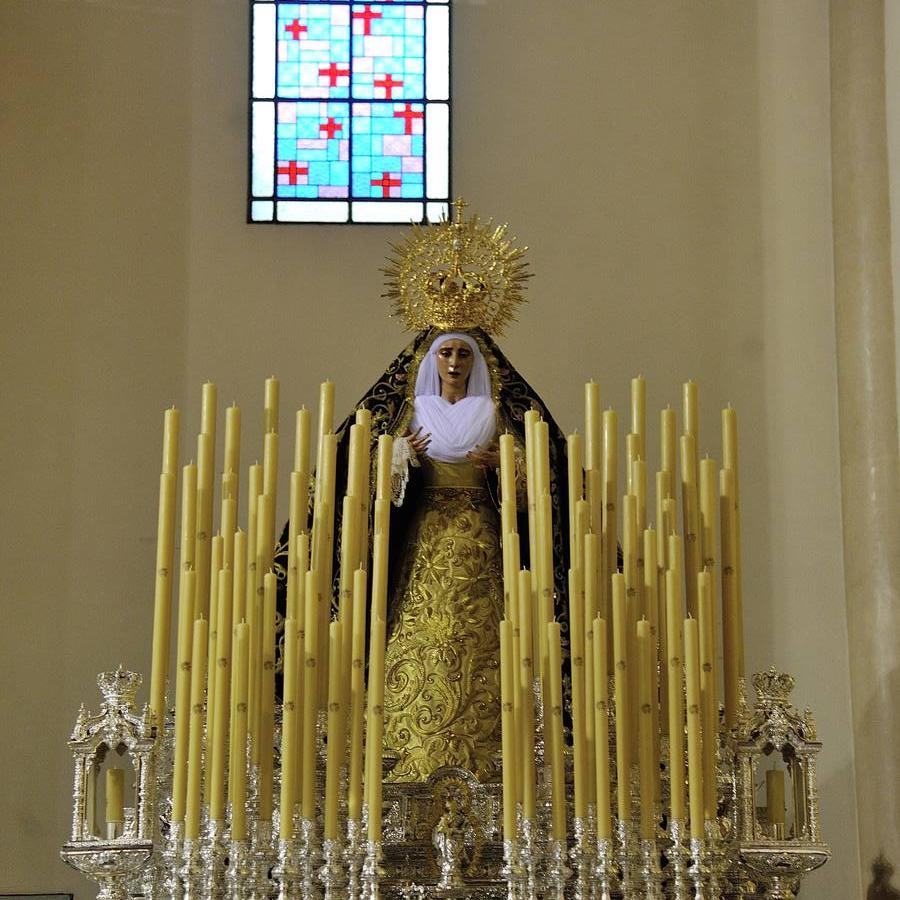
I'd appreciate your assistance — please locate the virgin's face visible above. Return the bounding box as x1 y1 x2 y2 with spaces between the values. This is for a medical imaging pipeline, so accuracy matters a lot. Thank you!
435 339 474 391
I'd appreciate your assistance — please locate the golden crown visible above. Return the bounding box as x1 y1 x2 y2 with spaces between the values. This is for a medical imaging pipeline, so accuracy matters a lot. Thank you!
383 198 531 335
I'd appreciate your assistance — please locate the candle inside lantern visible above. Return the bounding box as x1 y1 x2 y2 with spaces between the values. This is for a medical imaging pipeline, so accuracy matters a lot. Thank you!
105 767 125 829
766 767 786 827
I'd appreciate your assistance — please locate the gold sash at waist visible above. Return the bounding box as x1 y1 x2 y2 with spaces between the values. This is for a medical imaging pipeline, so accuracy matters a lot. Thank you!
422 459 487 489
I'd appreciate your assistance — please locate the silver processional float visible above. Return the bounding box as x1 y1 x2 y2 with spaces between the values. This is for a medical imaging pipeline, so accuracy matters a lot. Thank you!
62 202 830 899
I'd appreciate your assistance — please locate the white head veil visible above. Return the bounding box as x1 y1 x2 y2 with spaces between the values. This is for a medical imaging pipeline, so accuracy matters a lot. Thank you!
411 332 496 462
413 332 492 397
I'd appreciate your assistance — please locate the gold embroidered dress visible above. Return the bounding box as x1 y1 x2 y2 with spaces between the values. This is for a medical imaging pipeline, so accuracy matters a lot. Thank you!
383 457 504 782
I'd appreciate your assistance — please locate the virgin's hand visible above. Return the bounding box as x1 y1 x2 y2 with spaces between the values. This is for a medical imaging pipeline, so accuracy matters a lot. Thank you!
467 443 500 469
405 426 431 456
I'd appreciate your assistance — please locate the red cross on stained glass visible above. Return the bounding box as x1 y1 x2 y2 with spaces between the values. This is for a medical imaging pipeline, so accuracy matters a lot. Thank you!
284 19 308 40
278 161 309 184
393 103 424 135
371 172 402 197
353 5 383 35
319 117 343 140
374 73 404 99
319 63 351 87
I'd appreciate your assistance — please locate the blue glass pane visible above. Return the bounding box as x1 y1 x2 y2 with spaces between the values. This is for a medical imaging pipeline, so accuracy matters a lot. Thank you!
351 102 424 199
277 4 351 99
351 4 425 100
276 102 350 198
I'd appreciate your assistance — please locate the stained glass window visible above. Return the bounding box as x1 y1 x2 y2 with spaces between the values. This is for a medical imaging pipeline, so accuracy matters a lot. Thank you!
249 1 451 224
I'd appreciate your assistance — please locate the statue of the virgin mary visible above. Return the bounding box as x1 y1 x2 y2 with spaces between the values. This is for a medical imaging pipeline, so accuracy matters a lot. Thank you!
275 202 571 783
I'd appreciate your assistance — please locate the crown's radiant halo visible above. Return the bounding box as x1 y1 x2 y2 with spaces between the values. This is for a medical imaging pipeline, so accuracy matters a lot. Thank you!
383 198 531 336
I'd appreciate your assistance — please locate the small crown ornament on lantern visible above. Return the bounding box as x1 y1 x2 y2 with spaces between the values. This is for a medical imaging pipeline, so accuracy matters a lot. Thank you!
751 667 795 706
98 665 143 712
383 198 532 336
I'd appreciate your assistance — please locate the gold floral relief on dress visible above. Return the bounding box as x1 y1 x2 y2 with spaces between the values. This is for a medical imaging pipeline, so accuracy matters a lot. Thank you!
383 484 504 783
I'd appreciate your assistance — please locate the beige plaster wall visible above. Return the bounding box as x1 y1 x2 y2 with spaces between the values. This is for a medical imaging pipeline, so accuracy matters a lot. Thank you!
0 1 858 896
885 2 900 436
0 0 192 890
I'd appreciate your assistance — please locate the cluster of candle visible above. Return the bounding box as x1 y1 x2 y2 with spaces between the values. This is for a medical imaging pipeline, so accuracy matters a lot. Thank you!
147 378 394 846
145 371 749 853
496 377 746 843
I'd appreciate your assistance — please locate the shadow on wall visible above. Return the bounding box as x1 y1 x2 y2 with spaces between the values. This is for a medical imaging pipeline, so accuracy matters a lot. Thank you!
868 854 900 900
